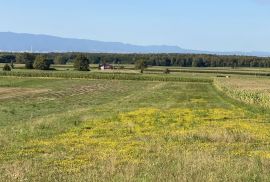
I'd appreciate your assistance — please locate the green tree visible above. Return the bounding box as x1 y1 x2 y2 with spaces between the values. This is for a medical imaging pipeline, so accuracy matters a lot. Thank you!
15 54 24 64
73 54 90 71
165 58 171 66
33 55 52 70
23 53 35 69
232 59 238 69
54 55 67 65
192 59 198 67
0 54 16 63
3 64 11 71
135 59 148 73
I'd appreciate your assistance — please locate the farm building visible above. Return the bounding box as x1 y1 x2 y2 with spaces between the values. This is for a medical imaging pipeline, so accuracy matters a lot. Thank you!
99 63 113 70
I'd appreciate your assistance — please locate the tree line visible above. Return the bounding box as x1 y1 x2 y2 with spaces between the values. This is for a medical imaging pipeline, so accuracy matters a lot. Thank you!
1 52 270 68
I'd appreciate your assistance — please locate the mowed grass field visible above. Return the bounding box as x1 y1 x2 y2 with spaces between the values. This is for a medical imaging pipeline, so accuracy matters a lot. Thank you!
1 74 270 181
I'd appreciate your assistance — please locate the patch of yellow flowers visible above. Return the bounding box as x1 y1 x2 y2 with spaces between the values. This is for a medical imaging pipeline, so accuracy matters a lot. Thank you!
17 107 270 172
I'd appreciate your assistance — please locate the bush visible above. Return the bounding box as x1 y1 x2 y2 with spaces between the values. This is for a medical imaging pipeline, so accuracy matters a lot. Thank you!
25 60 34 69
135 59 148 73
22 53 35 69
54 55 67 65
164 68 170 74
74 54 90 71
33 55 52 70
3 64 11 71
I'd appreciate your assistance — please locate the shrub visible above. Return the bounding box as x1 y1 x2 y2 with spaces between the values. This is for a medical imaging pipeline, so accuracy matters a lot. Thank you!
25 60 34 69
54 55 67 65
22 53 35 69
3 64 11 71
33 55 52 70
74 54 90 71
164 68 170 74
135 59 148 73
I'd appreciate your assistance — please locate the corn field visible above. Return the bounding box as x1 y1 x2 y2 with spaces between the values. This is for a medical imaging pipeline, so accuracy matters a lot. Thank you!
214 77 270 108
0 70 212 83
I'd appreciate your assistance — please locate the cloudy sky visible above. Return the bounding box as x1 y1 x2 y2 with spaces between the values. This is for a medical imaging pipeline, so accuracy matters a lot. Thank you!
0 0 269 52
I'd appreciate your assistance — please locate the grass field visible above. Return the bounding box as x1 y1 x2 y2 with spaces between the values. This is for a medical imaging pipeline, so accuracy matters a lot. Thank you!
1 70 270 181
1 63 270 76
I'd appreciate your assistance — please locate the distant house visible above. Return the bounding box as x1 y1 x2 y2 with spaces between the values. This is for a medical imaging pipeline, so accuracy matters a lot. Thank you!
99 63 113 70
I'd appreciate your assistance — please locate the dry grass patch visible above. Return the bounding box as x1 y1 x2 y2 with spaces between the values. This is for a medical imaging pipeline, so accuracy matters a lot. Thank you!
0 87 49 99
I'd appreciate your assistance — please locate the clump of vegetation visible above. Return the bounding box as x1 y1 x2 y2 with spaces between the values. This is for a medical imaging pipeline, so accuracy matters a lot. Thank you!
15 54 25 64
135 59 147 73
54 55 68 65
163 68 170 74
25 60 34 69
73 54 90 71
2 64 11 71
10 60 15 69
23 53 36 69
33 55 52 70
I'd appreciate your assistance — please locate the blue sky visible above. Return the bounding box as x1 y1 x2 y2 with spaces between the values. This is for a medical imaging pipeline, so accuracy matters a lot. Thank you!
0 0 269 52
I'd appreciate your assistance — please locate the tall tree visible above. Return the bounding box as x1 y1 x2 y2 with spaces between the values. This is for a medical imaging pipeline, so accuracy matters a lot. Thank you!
33 55 52 70
24 53 36 69
74 54 90 71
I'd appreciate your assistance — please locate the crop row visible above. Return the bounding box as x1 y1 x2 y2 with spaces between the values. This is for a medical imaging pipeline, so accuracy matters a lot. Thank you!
0 70 212 83
146 68 270 76
214 78 270 109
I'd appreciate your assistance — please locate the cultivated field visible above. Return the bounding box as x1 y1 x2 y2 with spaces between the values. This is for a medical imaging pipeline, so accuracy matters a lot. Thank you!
1 69 270 181
215 77 270 109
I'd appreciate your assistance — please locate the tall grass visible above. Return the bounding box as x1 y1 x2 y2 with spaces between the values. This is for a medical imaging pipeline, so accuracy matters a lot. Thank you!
214 77 270 108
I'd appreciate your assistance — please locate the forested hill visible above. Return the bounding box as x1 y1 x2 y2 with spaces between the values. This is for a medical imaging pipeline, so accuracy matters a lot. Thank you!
0 32 185 53
1 32 270 57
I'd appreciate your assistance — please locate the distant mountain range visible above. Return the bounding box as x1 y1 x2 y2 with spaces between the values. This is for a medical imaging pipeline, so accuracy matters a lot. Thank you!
0 32 269 57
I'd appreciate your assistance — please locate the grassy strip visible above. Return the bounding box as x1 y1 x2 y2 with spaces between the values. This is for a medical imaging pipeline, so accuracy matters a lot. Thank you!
146 68 270 76
0 70 212 83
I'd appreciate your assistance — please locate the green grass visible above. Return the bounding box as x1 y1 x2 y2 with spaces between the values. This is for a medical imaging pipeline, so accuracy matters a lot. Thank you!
0 74 270 181
2 63 270 77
